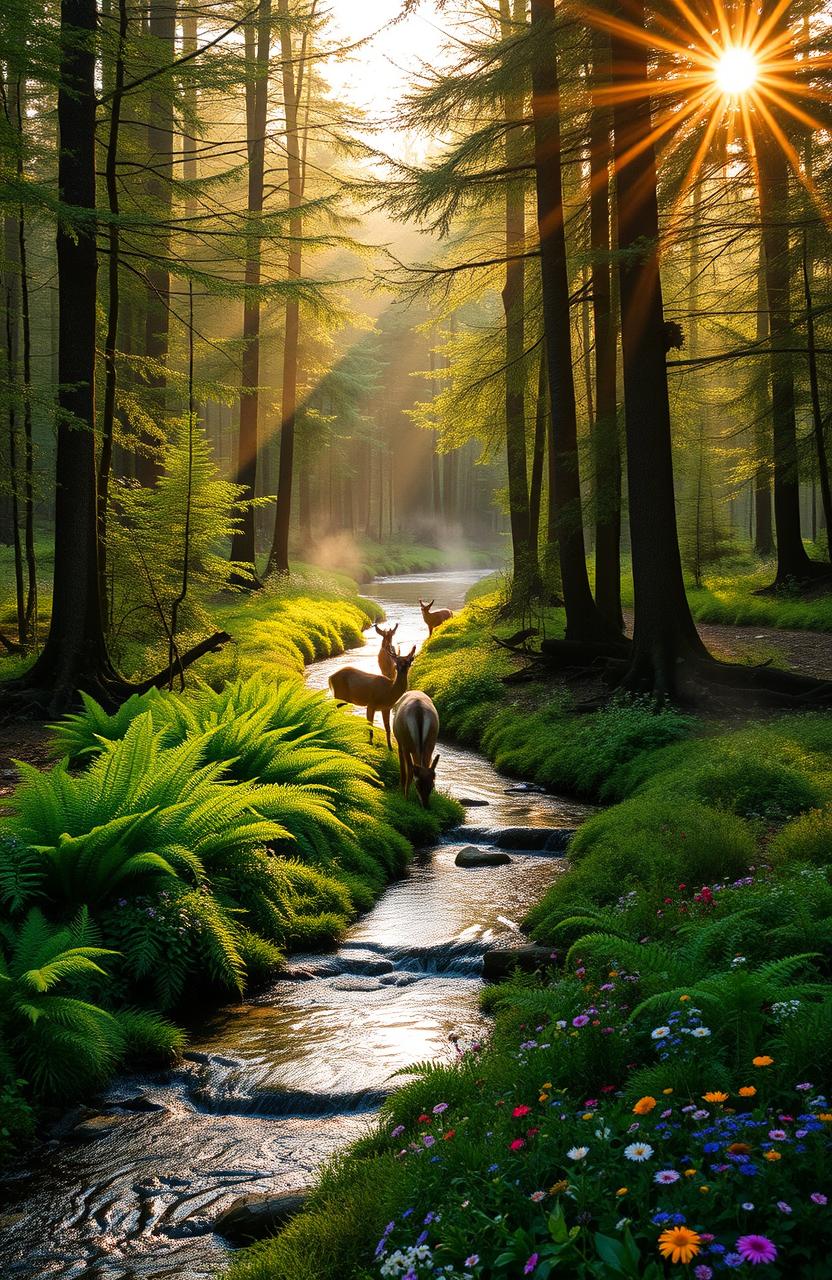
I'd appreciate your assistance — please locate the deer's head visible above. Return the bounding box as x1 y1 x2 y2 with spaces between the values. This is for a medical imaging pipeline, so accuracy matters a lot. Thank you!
375 622 398 644
412 753 440 809
393 646 417 679
418 598 435 616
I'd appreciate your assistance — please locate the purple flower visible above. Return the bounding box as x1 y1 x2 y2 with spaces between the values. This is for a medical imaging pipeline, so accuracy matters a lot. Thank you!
795 1082 813 1091
433 1102 448 1114
811 1192 828 1205
524 1254 539 1276
465 1256 479 1267
572 1015 590 1028
694 1268 713 1280
422 1134 435 1148
391 1125 405 1138
724 1256 743 1270
736 1234 778 1265
777 1201 792 1214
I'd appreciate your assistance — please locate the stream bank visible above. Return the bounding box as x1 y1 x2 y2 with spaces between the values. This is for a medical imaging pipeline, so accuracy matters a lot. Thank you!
0 570 589 1280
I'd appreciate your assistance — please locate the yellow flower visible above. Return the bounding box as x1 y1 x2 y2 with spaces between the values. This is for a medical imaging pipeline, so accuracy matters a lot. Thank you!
541 1082 553 1090
632 1096 657 1115
582 1112 594 1120
684 1169 697 1177
765 1150 782 1162
738 1086 757 1097
699 1185 710 1194
657 1226 701 1265
662 1088 674 1095
703 1091 729 1104
539 1095 549 1104
753 1055 774 1067
549 1179 568 1195
608 971 618 978
679 995 691 1002
616 1187 628 1197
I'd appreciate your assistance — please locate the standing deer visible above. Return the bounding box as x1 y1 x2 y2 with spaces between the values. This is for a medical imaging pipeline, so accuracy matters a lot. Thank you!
392 690 440 808
374 621 399 679
329 647 416 748
419 597 454 636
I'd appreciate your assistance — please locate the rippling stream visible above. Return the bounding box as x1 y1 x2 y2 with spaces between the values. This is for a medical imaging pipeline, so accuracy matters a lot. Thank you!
0 571 589 1280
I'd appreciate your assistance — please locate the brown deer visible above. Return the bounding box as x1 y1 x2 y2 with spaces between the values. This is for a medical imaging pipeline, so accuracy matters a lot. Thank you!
374 621 399 679
329 646 416 749
419 597 454 636
392 690 440 808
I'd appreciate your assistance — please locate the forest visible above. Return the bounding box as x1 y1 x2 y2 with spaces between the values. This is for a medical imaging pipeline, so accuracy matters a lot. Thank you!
1 0 831 1278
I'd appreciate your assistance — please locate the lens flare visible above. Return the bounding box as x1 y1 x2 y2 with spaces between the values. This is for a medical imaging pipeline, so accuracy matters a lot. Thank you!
715 46 758 97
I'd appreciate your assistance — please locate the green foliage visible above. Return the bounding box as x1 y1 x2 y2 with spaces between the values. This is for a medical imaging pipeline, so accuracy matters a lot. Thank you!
770 808 832 865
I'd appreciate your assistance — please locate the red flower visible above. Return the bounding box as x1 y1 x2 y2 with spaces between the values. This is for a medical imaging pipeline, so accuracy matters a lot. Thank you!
527 1127 540 1136
509 1137 526 1151
418 1114 431 1124
513 1104 531 1118
443 1129 456 1141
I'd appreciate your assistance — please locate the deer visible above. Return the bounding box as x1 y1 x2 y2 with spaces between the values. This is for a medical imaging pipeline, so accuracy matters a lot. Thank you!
374 621 399 679
392 690 440 808
419 597 454 636
329 646 416 749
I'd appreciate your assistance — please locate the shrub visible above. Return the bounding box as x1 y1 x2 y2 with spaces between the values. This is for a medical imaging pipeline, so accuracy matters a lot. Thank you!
770 809 832 866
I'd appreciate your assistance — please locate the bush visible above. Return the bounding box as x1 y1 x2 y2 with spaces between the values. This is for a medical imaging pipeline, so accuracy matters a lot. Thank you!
770 809 832 866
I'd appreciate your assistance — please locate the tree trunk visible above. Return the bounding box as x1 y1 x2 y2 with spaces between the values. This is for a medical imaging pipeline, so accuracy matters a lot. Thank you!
530 0 614 641
755 116 825 582
610 0 708 697
802 231 832 562
16 0 118 708
139 0 175 487
230 0 271 579
753 235 774 556
500 0 537 598
528 348 547 558
589 26 622 631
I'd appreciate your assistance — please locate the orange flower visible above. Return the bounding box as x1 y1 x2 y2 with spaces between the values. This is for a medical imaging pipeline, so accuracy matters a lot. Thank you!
679 995 691 1002
738 1086 756 1097
728 1143 752 1155
819 1113 832 1123
703 1091 729 1103
765 1150 782 1161
615 1187 628 1197
753 1055 774 1067
443 1129 456 1141
684 1169 698 1177
632 1096 657 1115
657 1226 701 1265
549 1179 569 1195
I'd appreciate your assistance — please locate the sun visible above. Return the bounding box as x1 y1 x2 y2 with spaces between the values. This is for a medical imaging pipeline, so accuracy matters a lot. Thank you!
715 46 759 97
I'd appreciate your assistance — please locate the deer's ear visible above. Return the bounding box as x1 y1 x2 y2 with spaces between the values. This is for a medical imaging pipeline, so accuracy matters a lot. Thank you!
431 754 440 771
374 624 382 635
408 645 416 659
428 599 435 609
391 623 398 634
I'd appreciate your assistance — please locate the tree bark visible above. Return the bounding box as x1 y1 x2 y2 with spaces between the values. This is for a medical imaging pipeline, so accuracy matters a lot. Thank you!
610 0 708 697
530 0 614 641
801 231 832 563
589 26 622 632
528 348 547 558
753 235 774 556
230 0 271 579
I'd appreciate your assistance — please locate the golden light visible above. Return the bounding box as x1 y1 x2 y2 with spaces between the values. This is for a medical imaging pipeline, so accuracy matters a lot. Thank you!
715 46 758 97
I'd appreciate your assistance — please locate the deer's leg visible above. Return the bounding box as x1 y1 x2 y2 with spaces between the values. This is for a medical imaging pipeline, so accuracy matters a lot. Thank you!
366 705 375 744
398 744 408 795
382 707 392 750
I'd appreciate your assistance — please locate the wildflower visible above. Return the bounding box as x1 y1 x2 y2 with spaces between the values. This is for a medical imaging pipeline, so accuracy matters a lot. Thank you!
738 1086 757 1097
703 1092 728 1103
652 1026 671 1040
523 1253 539 1275
691 1027 712 1038
736 1234 778 1265
443 1130 455 1141
768 1129 787 1141
550 1179 569 1195
795 1082 813 1092
742 1203 755 1211
699 1185 710 1194
509 1138 525 1151
693 1110 710 1120
615 1187 628 1196
418 1113 431 1123
752 1056 774 1067
465 1257 479 1268
572 1015 590 1028
512 1105 531 1118
657 1225 701 1265
529 1190 546 1203
728 1143 752 1155
694 1268 713 1280
391 1125 405 1138
777 1202 792 1214
633 1096 657 1114
810 1192 828 1205
680 994 691 1001
422 1135 435 1148
819 1113 832 1123
581 1112 594 1120
624 1142 654 1162
685 1170 698 1178
655 1169 681 1184
567 1146 589 1161
433 1102 448 1114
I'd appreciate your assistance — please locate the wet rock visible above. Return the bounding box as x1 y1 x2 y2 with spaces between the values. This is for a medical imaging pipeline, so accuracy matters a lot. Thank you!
455 845 512 868
214 1189 309 1244
183 1050 212 1065
457 796 490 807
492 826 573 853
330 975 385 991
115 1094 168 1113
70 1114 125 1141
505 783 546 794
483 945 559 982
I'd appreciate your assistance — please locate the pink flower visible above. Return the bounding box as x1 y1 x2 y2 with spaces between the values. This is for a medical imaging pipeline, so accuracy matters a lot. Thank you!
572 1015 590 1028
509 1137 525 1151
524 1254 539 1275
768 1129 787 1141
736 1234 778 1265
811 1192 828 1205
513 1105 531 1118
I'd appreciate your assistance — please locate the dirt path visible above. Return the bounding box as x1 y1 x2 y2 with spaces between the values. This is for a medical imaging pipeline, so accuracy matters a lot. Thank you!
621 611 832 681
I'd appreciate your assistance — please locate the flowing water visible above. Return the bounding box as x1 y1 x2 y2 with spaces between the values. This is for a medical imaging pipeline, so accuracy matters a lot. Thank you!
0 571 589 1280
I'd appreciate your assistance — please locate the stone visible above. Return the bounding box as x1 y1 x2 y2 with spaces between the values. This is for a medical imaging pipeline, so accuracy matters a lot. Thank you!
214 1190 309 1244
483 945 559 982
492 827 573 853
71 1114 124 1141
454 845 512 868
116 1094 168 1113
457 797 490 807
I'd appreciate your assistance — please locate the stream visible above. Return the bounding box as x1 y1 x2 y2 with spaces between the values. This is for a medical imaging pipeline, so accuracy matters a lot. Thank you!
0 571 589 1280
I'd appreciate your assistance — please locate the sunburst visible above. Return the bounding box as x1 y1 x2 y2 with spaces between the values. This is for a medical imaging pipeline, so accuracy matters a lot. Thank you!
582 0 831 228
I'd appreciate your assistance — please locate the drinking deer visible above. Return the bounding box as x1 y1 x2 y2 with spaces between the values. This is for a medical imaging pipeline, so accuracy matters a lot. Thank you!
419 597 454 636
392 690 440 808
374 621 399 679
329 646 416 749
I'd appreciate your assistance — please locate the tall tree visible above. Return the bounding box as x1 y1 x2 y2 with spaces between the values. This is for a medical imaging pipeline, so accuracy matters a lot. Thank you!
529 0 617 642
610 0 708 695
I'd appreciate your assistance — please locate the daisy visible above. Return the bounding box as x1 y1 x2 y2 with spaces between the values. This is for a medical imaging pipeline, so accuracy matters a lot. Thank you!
632 1096 657 1115
651 1026 671 1040
465 1257 479 1268
624 1142 654 1162
530 1190 546 1202
567 1145 589 1161
657 1225 701 1264
655 1169 681 1184
691 1027 712 1038
736 1234 778 1265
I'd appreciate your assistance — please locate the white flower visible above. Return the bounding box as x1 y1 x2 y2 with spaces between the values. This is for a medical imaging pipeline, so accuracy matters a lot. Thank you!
651 1026 671 1040
556 1020 567 1030
595 1125 612 1141
654 1169 681 1184
616 1217 631 1230
624 1142 654 1162
691 1026 712 1038
567 1145 589 1161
